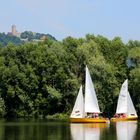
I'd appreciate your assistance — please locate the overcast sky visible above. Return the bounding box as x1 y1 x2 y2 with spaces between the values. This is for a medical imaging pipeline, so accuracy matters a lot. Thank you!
0 0 140 42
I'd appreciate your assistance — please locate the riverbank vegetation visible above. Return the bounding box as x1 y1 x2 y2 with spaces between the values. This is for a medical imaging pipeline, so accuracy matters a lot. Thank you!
0 34 140 118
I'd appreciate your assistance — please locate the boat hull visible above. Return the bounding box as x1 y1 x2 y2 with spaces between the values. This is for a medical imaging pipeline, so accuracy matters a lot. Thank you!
111 116 138 122
70 118 109 123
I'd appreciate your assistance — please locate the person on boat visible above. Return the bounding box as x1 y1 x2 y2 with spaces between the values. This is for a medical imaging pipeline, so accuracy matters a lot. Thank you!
114 113 119 118
86 113 89 118
91 113 98 118
95 113 99 118
122 113 126 118
91 113 94 118
87 113 92 118
118 114 121 118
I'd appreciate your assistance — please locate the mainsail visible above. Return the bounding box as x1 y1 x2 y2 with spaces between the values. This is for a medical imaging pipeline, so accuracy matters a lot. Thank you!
85 66 100 113
70 85 84 118
116 79 128 114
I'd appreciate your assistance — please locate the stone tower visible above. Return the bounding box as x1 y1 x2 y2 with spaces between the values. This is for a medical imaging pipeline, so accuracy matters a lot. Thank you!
12 25 17 36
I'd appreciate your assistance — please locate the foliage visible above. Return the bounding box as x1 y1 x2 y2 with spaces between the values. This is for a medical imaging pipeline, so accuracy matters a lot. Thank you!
0 32 56 48
46 113 69 121
0 33 22 47
0 34 139 118
20 31 56 41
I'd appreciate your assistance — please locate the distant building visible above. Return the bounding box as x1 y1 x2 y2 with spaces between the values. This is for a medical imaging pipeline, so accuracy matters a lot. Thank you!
12 25 17 36
40 35 47 41
8 25 21 37
20 38 28 42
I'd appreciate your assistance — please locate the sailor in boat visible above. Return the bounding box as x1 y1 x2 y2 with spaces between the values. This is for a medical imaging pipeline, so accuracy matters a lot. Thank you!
86 113 91 118
122 113 126 118
114 113 118 118
86 113 99 118
93 113 99 118
114 113 126 118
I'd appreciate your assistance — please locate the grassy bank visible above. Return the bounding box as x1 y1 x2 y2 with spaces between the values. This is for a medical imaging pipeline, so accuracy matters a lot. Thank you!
46 113 69 121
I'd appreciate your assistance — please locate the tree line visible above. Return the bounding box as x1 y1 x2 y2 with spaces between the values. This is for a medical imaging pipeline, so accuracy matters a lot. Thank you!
0 34 140 118
0 32 56 48
20 31 56 41
0 33 22 47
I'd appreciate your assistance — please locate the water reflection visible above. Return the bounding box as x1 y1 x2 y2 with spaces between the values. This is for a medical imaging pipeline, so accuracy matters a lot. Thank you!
0 120 138 140
116 121 137 140
70 123 108 140
0 120 71 140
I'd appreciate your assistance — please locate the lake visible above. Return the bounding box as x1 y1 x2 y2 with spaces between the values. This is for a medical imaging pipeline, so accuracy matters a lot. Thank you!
0 119 139 140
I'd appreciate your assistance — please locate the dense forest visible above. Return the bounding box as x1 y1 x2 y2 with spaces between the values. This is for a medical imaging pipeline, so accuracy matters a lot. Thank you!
0 34 140 118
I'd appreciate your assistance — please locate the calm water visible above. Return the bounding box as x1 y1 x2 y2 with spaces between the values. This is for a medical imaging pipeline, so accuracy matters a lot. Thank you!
0 119 139 140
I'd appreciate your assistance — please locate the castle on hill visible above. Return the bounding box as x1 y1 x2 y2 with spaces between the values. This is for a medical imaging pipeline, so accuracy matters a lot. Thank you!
8 25 21 37
6 25 50 42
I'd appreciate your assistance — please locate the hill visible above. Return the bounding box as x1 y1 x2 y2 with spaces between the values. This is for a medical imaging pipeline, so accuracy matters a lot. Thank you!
0 31 56 47
0 33 22 47
20 31 56 41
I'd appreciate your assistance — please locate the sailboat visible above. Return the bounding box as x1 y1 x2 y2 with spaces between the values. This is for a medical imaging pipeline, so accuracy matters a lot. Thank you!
111 79 138 121
70 66 108 123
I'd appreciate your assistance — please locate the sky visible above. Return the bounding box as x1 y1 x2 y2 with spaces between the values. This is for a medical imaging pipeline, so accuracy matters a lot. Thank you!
0 0 140 42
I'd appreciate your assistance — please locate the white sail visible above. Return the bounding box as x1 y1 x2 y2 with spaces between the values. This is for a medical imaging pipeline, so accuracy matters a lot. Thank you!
85 66 100 113
70 85 84 118
116 79 128 114
127 91 137 117
116 79 137 117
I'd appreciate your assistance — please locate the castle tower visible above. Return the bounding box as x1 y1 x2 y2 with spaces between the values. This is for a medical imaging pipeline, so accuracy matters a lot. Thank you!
12 25 17 36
